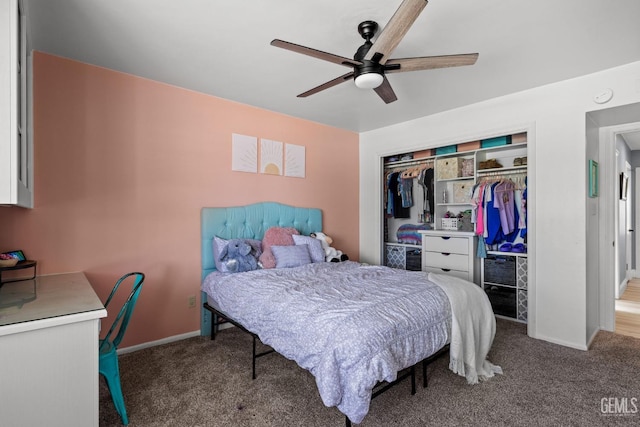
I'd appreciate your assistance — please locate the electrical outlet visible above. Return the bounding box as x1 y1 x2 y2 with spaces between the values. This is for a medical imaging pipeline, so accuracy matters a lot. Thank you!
188 295 197 308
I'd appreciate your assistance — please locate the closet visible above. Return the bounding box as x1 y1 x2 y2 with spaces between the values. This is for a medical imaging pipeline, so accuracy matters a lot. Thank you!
382 133 528 323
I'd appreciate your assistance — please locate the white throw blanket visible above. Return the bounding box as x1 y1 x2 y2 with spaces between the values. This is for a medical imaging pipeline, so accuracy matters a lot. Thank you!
428 273 503 384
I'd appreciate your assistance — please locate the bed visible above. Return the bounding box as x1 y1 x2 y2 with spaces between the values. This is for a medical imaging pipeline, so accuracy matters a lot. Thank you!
200 202 500 425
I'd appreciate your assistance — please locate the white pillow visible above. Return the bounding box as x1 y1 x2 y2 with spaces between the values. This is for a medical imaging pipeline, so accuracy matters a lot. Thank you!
271 245 312 268
292 234 325 263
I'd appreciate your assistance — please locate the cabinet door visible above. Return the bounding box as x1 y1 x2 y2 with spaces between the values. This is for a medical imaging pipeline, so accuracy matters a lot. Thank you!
0 0 32 207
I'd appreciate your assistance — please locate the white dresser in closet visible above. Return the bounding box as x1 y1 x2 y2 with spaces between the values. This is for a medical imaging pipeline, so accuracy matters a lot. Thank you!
419 230 478 284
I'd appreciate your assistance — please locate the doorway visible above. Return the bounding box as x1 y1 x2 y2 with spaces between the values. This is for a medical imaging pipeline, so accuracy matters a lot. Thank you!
598 119 640 336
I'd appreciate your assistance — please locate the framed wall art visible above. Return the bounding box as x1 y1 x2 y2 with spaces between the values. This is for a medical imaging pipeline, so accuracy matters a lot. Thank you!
588 160 599 198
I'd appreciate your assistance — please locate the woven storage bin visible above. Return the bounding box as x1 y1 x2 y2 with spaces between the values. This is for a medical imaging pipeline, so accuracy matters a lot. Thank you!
484 255 517 286
436 158 462 180
453 182 472 203
461 159 474 177
441 218 460 230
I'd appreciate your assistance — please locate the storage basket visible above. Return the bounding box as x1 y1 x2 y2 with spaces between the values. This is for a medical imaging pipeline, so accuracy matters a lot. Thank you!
413 149 433 159
435 145 457 155
436 158 462 180
453 182 472 203
481 135 512 148
457 141 481 152
405 248 422 271
461 159 474 177
484 255 517 286
441 218 460 230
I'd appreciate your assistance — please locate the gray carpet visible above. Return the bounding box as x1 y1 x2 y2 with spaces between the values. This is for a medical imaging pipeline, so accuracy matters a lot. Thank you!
99 319 640 426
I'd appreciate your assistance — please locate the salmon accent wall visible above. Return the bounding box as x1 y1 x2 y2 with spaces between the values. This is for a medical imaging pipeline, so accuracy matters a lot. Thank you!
0 52 359 348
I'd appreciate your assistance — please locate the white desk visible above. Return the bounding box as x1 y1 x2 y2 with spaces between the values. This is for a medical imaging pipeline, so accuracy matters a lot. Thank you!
0 272 107 427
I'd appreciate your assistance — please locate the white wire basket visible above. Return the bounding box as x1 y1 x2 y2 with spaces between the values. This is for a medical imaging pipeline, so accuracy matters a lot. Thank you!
441 218 460 231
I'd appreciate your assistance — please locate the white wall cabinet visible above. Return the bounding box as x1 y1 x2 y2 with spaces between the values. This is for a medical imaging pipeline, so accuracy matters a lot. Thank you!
0 0 33 207
0 273 107 426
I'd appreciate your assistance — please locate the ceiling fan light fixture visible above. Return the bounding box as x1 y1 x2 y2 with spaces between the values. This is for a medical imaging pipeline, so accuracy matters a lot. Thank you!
354 72 383 89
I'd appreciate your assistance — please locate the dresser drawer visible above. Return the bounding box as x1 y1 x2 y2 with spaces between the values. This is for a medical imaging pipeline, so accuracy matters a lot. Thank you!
422 235 469 255
423 266 470 281
423 251 469 271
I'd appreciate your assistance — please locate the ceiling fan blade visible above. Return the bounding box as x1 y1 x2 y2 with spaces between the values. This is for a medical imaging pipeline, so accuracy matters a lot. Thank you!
271 39 362 67
385 53 479 73
373 76 398 104
297 72 355 98
364 0 428 64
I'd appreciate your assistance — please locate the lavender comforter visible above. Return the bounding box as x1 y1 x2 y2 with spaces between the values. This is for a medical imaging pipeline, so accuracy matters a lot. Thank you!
202 261 452 424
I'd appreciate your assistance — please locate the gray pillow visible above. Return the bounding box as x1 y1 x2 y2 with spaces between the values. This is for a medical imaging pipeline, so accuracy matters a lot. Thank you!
292 234 325 263
271 244 312 268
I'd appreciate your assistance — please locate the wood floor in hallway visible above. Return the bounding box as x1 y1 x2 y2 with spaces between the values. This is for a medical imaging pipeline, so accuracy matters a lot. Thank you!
615 278 640 339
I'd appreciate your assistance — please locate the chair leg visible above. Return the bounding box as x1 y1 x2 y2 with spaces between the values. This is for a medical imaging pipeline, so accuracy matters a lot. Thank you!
102 368 129 425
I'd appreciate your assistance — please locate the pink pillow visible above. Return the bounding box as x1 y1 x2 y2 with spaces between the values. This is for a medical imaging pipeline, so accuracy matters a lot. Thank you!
259 227 300 269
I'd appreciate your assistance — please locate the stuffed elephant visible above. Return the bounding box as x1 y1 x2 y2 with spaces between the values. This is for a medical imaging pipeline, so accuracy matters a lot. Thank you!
219 239 258 272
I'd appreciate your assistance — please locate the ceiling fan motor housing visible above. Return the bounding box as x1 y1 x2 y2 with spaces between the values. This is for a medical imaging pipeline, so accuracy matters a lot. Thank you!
354 22 385 88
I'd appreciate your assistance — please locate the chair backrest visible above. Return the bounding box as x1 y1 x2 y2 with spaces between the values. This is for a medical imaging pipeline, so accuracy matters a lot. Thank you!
100 272 145 351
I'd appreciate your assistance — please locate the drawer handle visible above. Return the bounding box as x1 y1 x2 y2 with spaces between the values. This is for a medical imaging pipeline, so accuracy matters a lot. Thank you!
441 236 451 240
441 252 451 256
441 268 451 272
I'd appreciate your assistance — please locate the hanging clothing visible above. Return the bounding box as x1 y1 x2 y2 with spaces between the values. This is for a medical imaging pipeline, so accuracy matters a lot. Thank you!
399 177 413 208
388 172 410 219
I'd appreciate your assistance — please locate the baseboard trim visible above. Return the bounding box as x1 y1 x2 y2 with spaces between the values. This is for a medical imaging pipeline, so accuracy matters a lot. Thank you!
533 333 588 351
619 278 629 299
117 330 201 355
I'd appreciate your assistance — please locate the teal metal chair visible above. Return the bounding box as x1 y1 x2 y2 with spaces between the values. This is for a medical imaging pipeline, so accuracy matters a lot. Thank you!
99 272 145 425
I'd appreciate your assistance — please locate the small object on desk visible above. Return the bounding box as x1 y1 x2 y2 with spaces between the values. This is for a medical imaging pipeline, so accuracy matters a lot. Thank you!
0 258 19 267
0 260 38 285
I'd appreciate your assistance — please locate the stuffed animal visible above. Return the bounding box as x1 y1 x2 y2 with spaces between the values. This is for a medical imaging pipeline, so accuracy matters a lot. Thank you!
310 232 349 262
259 226 300 269
219 239 258 273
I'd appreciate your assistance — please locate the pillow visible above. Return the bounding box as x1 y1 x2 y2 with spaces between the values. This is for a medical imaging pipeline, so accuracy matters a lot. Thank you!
271 245 312 268
292 234 325 263
259 227 300 269
213 236 262 273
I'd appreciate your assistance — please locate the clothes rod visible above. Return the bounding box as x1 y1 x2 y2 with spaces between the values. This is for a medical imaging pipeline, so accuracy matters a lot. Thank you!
477 168 527 177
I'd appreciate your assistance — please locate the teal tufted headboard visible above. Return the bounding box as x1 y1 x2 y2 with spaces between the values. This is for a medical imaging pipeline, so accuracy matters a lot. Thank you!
200 202 323 335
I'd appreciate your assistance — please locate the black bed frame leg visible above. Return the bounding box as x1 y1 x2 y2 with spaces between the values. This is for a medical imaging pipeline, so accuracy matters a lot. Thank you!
422 359 428 388
345 416 351 427
411 365 416 395
252 336 257 380
211 313 218 340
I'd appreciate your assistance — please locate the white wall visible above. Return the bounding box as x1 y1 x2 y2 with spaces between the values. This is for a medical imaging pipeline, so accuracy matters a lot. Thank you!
585 115 599 345
360 61 640 350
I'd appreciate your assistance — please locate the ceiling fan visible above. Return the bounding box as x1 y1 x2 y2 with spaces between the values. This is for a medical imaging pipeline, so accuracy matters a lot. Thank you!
271 0 478 104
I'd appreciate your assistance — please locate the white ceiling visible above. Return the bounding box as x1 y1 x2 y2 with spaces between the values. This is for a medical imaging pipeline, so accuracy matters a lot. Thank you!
622 131 640 150
23 0 640 133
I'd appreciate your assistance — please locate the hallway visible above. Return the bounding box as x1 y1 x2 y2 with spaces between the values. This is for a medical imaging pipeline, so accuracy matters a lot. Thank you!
615 278 640 339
